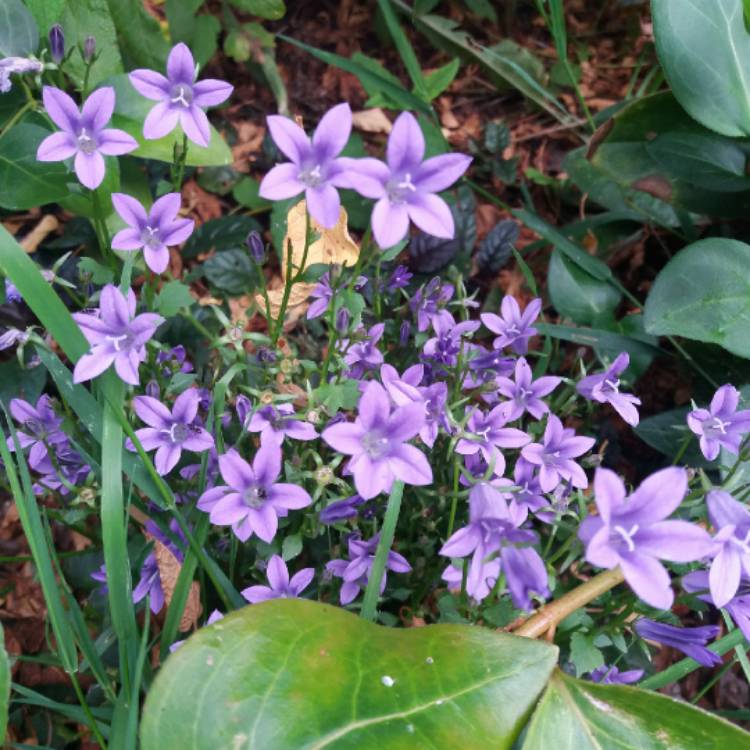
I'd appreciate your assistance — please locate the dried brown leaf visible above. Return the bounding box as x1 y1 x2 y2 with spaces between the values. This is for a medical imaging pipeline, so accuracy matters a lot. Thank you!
154 540 202 631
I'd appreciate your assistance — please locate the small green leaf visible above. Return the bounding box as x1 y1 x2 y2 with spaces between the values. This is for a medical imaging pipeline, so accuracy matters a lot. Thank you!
78 257 115 284
106 0 170 70
644 238 750 358
635 408 711 468
228 0 286 20
154 281 194 317
203 249 258 295
423 58 460 100
183 215 261 260
24 0 65 35
141 598 558 750
0 0 39 57
233 177 272 210
568 632 604 677
281 533 302 561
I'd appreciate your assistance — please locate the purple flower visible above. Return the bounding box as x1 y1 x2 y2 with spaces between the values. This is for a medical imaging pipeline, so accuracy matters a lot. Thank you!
344 112 471 248
111 193 194 274
496 357 560 421
306 273 334 320
684 570 750 643
170 610 223 653
687 384 750 461
129 43 232 147
441 559 501 602
579 467 713 609
440 482 548 608
319 495 366 524
422 311 479 368
341 323 385 379
90 564 108 595
481 295 542 355
384 264 412 292
322 381 432 499
0 328 29 351
156 345 193 376
705 490 750 608
589 665 644 685
247 403 317 446
495 458 549 519
4 279 21 303
128 390 214 475
326 532 411 605
260 103 357 228
521 415 595 492
410 277 454 332
72 285 164 385
33 445 90 496
196 445 312 542
456 406 530 475
635 618 721 668
133 552 165 613
36 86 137 189
577 352 641 427
6 395 68 470
0 57 43 94
241 554 314 603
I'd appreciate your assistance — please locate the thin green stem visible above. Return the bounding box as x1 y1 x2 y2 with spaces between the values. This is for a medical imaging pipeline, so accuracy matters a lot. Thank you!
446 452 461 539
70 672 109 750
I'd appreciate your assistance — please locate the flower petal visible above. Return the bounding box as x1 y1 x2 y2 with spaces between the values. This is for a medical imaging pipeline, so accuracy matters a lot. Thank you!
305 184 340 228
267 115 310 164
619 554 674 609
133 396 172 428
371 198 409 249
129 69 170 100
36 131 77 161
406 193 454 239
42 86 79 133
112 192 147 229
387 111 424 172
81 86 115 131
167 42 196 84
414 153 471 192
259 163 305 200
97 128 138 156
180 107 210 147
312 102 351 160
192 78 233 107
74 151 105 189
143 101 180 140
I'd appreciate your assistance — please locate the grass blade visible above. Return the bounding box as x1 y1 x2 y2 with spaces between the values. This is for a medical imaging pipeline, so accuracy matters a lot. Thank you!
377 0 429 99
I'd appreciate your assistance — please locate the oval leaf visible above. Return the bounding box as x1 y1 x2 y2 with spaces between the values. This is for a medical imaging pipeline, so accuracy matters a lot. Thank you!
0 0 39 58
653 0 750 137
522 670 750 749
644 238 750 358
141 598 558 749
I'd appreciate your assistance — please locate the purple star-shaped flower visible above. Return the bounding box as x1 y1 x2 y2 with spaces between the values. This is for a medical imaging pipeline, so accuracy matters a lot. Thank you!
577 352 641 427
687 384 750 461
111 193 194 274
322 381 432 499
456 406 530 475
521 415 595 492
410 277 454 332
6 395 68 471
72 284 164 385
579 467 713 609
589 665 644 685
441 558 501 603
260 103 357 228
495 458 549 519
128 389 214 475
246 402 317 447
326 532 411 605
241 554 314 604
344 112 471 248
196 445 312 542
684 570 750 643
634 618 721 668
496 357 560 421
36 86 137 189
422 311 480 368
481 295 542 355
341 323 385 379
129 43 233 147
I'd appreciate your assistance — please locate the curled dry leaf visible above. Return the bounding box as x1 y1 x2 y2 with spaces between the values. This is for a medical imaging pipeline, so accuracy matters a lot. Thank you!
154 540 202 632
352 108 393 134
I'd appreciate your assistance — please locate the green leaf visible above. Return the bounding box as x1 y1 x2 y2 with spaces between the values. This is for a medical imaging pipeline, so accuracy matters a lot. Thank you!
547 249 621 326
183 215 261 260
568 632 604 677
0 0 39 57
106 74 232 167
644 238 750 358
281 533 302 561
0 622 8 741
141 598 558 750
106 0 170 70
0 123 71 210
228 0 286 20
24 0 65 34
233 177 272 210
154 280 194 317
653 0 750 137
634 407 710 467
60 0 124 88
203 249 258 295
423 57 460 100
0 358 47 407
522 669 750 749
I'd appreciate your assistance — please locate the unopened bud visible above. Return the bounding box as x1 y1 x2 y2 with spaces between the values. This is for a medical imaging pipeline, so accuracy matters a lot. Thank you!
49 25 65 63
145 380 160 399
83 36 96 62
246 230 265 264
399 320 411 346
335 307 350 333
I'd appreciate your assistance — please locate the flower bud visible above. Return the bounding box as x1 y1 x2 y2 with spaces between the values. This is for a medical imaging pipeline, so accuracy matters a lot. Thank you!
399 320 411 346
145 380 160 399
335 307 350 333
246 230 265 264
83 36 96 62
49 24 65 63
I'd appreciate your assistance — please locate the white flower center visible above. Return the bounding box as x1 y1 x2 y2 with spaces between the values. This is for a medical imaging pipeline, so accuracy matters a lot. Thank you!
387 172 417 203
299 163 324 188
105 332 133 352
77 127 98 154
242 485 266 508
710 416 731 435
613 523 639 553
170 83 193 107
140 225 161 249
362 430 389 459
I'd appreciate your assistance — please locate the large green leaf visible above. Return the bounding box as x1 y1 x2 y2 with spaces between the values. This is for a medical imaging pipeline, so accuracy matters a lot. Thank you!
0 0 39 57
107 74 232 167
653 0 750 137
106 0 170 70
24 0 65 36
0 123 71 210
0 622 8 742
141 598 558 749
522 670 750 749
644 238 750 358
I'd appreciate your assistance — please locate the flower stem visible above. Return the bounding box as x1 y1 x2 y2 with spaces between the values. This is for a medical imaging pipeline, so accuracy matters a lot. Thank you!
513 567 625 638
360 480 404 622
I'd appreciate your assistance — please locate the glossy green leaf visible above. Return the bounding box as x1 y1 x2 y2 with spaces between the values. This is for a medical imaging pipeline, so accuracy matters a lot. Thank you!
203 248 259 295
635 407 710 467
644 238 750 358
522 670 750 749
653 0 750 137
0 0 39 57
106 74 232 167
106 0 170 70
0 622 8 741
0 123 71 209
141 598 558 750
154 280 194 317
24 0 65 35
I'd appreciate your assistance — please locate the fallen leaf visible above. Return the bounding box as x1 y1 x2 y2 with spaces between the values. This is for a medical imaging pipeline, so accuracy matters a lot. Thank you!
19 215 59 253
352 108 392 134
154 540 202 631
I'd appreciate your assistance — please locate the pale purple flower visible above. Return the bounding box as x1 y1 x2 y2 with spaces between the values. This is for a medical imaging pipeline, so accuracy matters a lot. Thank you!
495 458 549 519
422 311 480 367
635 618 721 668
156 345 193 376
687 384 750 461
170 610 223 653
521 415 595 492
247 403 317 446
440 482 548 608
684 570 750 643
410 277 454 332
241 554 314 603
33 445 90 496
481 295 542 355
0 57 43 93
456 406 530 475
196 445 312 542
129 43 232 147
0 328 29 351
134 521 185 616
319 495 366 524
343 112 471 247
322 381 432 499
589 665 644 685
342 323 385 379
260 103 357 228
326 533 411 605
307 273 333 319
4 279 21 302
463 345 516 391
441 558 501 602
384 264 412 292
6 395 68 470
577 352 641 427
36 86 137 189
72 285 164 385
579 467 713 609
111 193 194 274
496 357 560 421
90 564 108 595
705 490 750 608
128 390 213 475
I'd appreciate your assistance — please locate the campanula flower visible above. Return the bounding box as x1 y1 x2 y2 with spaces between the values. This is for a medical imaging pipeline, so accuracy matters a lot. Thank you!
577 352 641 427
36 86 137 188
241 554 314 603
422 311 480 368
0 56 43 94
129 43 232 147
6 395 68 471
683 570 750 643
687 384 750 461
481 295 541 355
496 357 560 421
341 323 385 379
457 406 530 475
246 403 318 446
410 277 454 332
635 618 721 668
589 665 644 685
